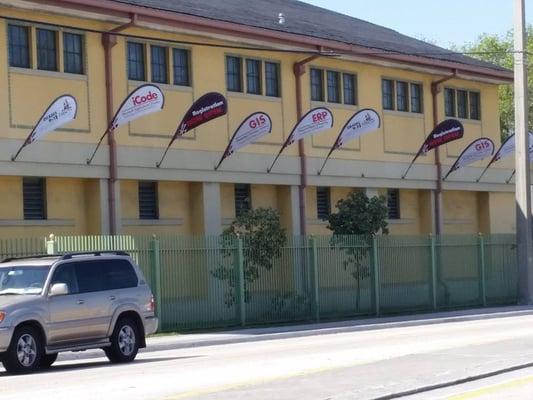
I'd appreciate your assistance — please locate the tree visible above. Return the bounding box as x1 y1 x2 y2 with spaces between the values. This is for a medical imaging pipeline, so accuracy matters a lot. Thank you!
327 191 389 311
212 207 287 307
456 27 533 140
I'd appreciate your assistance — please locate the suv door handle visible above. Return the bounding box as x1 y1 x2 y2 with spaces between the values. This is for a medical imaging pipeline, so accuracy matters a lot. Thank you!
108 296 116 301
77 299 85 305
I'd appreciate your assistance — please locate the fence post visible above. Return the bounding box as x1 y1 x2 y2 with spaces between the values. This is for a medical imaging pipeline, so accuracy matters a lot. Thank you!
479 233 487 307
430 234 437 311
372 235 380 317
308 236 320 322
235 237 246 327
150 235 162 323
46 234 56 255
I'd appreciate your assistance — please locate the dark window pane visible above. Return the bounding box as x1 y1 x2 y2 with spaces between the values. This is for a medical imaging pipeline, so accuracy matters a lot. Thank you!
173 48 190 86
63 32 83 74
23 177 46 220
457 90 468 119
410 83 422 113
102 260 138 290
265 62 280 97
139 181 158 220
382 79 394 110
311 68 324 101
74 261 105 293
151 45 168 84
127 42 145 81
234 184 251 217
8 25 30 68
37 29 57 71
51 264 79 294
246 59 261 95
226 56 242 92
387 189 400 219
343 73 356 105
316 187 331 220
327 71 340 103
396 81 408 111
469 91 480 120
444 88 456 117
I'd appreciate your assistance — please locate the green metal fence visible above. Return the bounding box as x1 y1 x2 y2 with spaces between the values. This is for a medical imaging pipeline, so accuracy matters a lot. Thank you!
0 233 519 331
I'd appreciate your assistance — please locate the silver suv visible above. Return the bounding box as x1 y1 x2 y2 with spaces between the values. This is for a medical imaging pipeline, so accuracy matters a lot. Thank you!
0 251 158 374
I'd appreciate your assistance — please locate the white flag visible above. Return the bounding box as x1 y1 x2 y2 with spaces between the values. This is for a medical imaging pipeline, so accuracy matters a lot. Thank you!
288 107 333 145
29 95 77 143
334 108 380 149
445 137 495 180
110 84 164 130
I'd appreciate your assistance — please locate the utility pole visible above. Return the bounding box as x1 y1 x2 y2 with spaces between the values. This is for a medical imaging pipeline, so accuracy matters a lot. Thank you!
514 0 533 304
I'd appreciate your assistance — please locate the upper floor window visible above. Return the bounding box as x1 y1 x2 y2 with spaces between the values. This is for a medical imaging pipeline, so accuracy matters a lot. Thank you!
37 28 57 71
387 189 400 220
316 187 331 220
226 56 280 97
312 68 357 105
444 87 481 120
234 184 251 217
226 56 242 92
138 181 158 220
63 32 83 74
382 78 423 113
127 42 145 81
151 45 168 84
265 62 280 97
23 177 46 220
173 48 190 86
246 59 261 95
8 25 30 68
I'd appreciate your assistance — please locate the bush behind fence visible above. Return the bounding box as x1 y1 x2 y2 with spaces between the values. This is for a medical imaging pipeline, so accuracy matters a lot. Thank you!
0 234 518 332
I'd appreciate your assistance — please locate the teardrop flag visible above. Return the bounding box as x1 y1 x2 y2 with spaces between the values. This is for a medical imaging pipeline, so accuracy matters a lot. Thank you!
443 137 494 180
157 92 227 168
215 112 272 170
12 94 77 161
402 119 464 178
318 108 380 175
87 84 164 164
268 107 333 172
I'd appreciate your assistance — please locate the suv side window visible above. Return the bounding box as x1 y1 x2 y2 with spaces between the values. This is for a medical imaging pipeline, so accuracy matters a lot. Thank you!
74 261 105 293
50 263 79 294
103 260 138 290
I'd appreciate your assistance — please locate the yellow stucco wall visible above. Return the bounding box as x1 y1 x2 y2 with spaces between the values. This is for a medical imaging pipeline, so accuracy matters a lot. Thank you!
443 190 480 234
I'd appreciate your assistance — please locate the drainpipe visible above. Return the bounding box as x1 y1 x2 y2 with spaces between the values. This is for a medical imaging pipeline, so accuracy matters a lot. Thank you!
294 54 320 237
431 70 456 235
102 14 137 235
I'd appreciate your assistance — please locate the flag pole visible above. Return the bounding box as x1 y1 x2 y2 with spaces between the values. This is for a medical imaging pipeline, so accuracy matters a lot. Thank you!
317 148 335 175
11 139 30 162
476 162 493 182
86 129 110 164
156 141 173 168
267 148 284 173
401 155 419 179
506 169 516 184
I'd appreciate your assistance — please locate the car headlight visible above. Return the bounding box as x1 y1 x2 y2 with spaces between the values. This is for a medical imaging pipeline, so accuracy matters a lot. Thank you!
0 311 5 323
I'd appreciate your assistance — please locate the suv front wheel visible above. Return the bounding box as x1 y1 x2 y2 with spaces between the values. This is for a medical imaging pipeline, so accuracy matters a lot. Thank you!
2 325 43 374
104 318 140 363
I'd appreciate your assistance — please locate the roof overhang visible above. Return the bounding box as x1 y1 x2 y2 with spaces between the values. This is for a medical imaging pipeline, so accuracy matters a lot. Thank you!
7 0 514 84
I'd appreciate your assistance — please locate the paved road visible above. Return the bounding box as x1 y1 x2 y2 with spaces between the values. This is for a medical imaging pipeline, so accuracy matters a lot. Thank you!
2 314 533 400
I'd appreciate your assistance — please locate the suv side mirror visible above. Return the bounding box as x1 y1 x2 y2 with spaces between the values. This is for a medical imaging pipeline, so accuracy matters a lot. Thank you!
49 283 69 297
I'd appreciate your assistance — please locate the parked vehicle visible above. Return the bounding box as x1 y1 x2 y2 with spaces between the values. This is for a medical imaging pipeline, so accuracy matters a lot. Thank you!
0 251 158 373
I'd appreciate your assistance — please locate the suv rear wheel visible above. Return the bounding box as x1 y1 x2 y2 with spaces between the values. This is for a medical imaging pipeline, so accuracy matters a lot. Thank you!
104 318 140 363
2 325 43 374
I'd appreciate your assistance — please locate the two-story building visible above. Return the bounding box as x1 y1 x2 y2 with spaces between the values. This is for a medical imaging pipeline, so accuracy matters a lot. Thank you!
0 0 516 239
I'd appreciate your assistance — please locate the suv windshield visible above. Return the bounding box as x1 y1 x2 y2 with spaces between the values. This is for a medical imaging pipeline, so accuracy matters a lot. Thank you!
0 265 51 295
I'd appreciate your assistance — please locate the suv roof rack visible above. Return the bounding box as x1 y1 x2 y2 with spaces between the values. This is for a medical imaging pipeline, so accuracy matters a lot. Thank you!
59 251 130 260
1 254 61 263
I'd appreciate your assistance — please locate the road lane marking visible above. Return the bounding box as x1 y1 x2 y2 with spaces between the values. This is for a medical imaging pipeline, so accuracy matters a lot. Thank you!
446 374 533 399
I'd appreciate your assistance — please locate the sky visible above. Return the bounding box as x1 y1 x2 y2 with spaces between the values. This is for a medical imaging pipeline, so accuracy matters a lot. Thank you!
303 0 533 49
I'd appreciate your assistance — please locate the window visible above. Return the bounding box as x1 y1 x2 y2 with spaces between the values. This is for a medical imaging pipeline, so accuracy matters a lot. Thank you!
51 264 79 294
310 68 324 101
74 261 105 293
410 83 422 113
138 181 158 220
8 25 30 68
128 42 145 81
444 88 456 117
457 90 468 119
469 91 480 120
151 45 168 83
63 32 83 74
387 189 400 220
316 187 331 220
23 177 46 220
173 48 190 86
226 56 242 92
327 71 340 103
382 79 394 110
343 73 357 105
234 184 251 217
103 260 138 290
36 28 57 71
246 59 261 95
396 81 408 112
265 62 280 97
